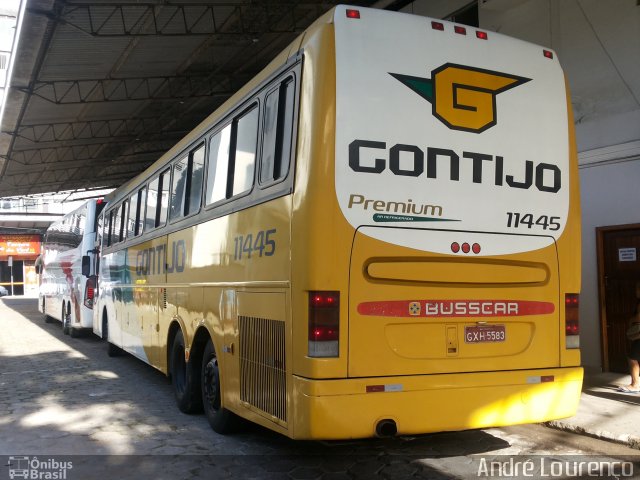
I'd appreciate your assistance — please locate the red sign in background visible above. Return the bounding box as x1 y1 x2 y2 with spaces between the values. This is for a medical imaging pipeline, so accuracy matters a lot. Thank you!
0 235 41 257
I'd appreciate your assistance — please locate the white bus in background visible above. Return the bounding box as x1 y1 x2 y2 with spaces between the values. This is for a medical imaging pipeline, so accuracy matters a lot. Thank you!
38 199 105 337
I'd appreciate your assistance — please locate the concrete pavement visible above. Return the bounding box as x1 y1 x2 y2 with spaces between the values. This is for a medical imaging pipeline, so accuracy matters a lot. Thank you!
547 371 640 450
1 295 639 455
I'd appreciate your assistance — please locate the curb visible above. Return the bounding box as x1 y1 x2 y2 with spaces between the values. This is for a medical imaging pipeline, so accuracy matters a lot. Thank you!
545 420 640 450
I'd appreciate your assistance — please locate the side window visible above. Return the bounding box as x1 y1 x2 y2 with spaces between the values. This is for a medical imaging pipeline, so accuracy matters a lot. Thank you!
158 169 170 226
127 194 137 239
106 210 114 247
205 125 231 205
261 78 294 184
120 200 129 242
113 204 123 243
188 145 205 216
136 187 146 236
145 169 170 229
170 155 188 220
145 177 159 231
169 145 204 220
231 105 258 196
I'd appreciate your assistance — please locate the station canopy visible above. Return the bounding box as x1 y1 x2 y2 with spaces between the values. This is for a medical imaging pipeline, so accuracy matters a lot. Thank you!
0 0 372 198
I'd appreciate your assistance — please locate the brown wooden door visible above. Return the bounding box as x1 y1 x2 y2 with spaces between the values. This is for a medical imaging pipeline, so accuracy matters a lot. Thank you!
600 228 640 372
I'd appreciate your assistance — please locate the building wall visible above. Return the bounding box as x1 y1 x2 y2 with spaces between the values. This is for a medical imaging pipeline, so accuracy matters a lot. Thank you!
579 157 640 370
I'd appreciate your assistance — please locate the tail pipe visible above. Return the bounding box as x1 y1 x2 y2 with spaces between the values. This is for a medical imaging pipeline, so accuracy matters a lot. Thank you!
375 419 398 438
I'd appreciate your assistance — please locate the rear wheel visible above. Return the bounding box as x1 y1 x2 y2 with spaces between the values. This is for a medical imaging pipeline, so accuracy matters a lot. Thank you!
201 339 242 434
170 330 202 413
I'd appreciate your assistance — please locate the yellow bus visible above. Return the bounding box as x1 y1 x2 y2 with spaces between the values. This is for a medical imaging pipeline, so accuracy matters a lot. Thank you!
94 6 582 440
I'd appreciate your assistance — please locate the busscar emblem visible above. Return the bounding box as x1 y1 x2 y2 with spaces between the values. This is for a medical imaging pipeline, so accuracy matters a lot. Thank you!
409 301 422 316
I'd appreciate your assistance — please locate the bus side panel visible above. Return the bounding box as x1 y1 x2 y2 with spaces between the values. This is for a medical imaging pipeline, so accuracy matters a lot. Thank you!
167 197 292 429
124 236 167 367
557 80 581 368
290 19 358 382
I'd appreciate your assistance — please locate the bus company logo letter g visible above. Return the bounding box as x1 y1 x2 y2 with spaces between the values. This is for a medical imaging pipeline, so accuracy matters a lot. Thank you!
390 63 531 133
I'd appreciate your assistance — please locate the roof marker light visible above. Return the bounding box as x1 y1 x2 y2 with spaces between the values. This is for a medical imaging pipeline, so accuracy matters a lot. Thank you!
476 30 488 40
462 243 471 254
454 25 466 35
543 49 554 59
346 9 360 19
451 242 460 254
431 21 444 31
472 243 481 254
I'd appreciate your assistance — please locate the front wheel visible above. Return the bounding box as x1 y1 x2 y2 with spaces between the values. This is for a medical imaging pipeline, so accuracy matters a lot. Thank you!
43 300 54 324
170 330 202 413
201 339 242 434
103 316 121 357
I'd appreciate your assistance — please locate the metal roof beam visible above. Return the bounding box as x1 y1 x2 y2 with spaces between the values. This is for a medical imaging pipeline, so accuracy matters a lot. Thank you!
17 74 241 104
8 118 190 144
10 140 175 166
56 3 305 37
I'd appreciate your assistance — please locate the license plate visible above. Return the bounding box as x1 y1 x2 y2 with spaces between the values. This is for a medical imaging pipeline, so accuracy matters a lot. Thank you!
464 324 506 343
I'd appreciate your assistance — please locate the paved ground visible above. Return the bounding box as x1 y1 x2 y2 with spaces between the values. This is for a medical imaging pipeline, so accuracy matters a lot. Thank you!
1 297 639 479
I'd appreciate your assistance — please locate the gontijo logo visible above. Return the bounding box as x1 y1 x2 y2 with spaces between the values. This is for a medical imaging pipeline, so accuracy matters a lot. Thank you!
390 64 531 133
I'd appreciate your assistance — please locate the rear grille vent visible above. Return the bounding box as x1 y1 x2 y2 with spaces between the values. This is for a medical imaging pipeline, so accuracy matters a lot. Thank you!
239 316 287 423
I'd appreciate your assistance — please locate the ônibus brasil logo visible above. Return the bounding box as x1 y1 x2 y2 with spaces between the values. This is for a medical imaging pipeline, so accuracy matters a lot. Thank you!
390 63 531 133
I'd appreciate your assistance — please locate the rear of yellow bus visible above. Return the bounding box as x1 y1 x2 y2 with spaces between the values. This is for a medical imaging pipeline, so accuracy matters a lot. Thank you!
290 6 581 439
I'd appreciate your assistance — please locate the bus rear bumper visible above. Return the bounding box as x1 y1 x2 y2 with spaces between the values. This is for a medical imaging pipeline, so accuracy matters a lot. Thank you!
291 367 583 440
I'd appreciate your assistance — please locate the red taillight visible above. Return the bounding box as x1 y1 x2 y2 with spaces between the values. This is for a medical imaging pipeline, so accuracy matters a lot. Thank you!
84 276 96 309
565 293 579 348
454 25 466 35
476 30 488 40
346 9 360 19
431 21 444 31
309 291 339 358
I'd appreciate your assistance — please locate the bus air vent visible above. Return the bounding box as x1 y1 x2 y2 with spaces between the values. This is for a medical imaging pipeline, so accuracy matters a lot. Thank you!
239 316 287 423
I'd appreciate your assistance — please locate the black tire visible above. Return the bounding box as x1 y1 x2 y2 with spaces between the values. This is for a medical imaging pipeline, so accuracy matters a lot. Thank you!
69 327 80 338
62 304 70 335
103 317 121 357
201 339 242 434
107 342 121 357
170 330 203 413
43 300 54 323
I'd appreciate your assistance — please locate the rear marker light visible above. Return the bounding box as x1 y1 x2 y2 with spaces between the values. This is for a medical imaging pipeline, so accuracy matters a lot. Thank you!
431 21 444 31
527 375 555 384
454 25 466 35
476 30 488 40
565 293 580 349
309 291 340 358
452 242 482 254
366 384 403 393
84 276 96 309
346 9 360 19
543 49 553 59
